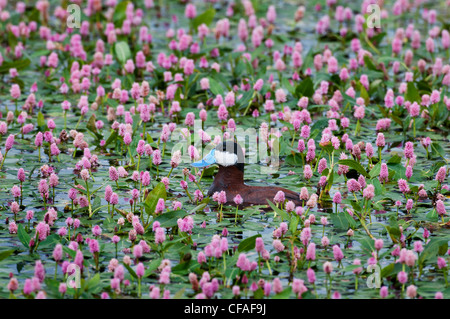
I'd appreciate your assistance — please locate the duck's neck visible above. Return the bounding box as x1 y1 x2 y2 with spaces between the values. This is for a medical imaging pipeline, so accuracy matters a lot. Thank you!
216 165 244 185
208 165 244 195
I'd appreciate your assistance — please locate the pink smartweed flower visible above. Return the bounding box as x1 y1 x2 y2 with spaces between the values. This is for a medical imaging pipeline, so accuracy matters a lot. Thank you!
380 286 389 298
155 227 165 244
406 285 417 299
306 242 316 261
323 261 333 274
303 165 313 180
404 142 414 159
155 198 165 214
376 133 385 147
436 200 446 216
332 245 344 262
307 268 316 283
347 179 361 192
213 191 227 205
397 271 408 284
379 163 389 183
273 191 285 204
333 191 341 204
5 134 14 151
233 194 243 206
398 179 410 193
435 166 447 183
363 184 375 200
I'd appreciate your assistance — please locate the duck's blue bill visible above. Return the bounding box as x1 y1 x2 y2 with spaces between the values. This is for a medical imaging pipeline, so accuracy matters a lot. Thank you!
191 148 216 168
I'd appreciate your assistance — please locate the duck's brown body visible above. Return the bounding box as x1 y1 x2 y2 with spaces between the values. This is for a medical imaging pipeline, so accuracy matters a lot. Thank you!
207 166 301 206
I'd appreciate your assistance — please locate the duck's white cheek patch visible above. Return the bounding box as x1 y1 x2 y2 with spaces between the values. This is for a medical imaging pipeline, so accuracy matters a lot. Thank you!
214 150 238 166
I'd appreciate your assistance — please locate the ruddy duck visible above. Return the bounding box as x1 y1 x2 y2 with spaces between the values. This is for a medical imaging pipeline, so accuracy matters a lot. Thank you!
192 141 301 206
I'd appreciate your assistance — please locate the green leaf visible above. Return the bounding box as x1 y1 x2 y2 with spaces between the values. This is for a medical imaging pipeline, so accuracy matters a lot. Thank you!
112 1 129 27
431 143 446 160
30 49 50 58
345 212 357 228
63 246 76 259
253 287 264 299
124 263 137 279
390 114 403 128
439 242 449 256
154 209 187 228
331 211 355 230
355 118 361 134
173 288 186 299
208 77 224 96
386 216 401 242
238 234 262 252
266 199 290 221
144 182 167 216
127 134 140 159
172 260 199 275
363 55 379 72
272 286 292 299
86 114 102 139
330 213 348 230
192 8 216 30
369 162 381 178
387 155 402 164
187 202 207 214
244 58 254 76
37 111 46 129
360 84 370 105
350 200 362 212
337 159 369 177
144 258 162 278
237 90 254 109
380 263 394 278
358 236 375 254
405 82 421 103
0 58 31 73
106 98 119 108
105 130 118 147
84 273 100 292
282 78 295 95
17 224 31 249
201 166 216 177
310 118 330 134
381 263 403 278
295 77 314 98
372 178 383 196
386 163 406 180
426 208 438 222
146 133 155 145
419 237 450 266
114 41 132 65
11 77 25 90
289 215 300 234
285 153 303 166
0 249 15 262
38 234 59 248
225 266 240 287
